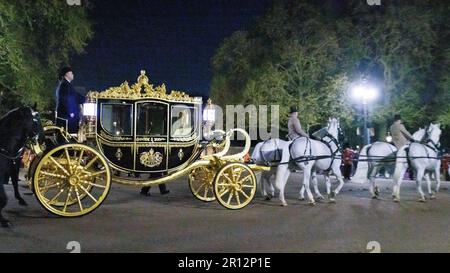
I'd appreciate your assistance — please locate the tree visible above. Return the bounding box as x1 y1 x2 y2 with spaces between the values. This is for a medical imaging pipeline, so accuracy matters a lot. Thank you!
0 0 92 114
211 0 450 145
210 1 355 139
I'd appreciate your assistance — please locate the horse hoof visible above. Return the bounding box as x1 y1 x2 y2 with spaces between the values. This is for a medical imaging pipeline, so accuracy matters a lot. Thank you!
264 195 272 201
371 195 378 200
281 202 288 207
18 199 28 206
298 197 305 201
393 197 400 203
429 194 436 200
1 220 11 228
374 187 380 197
317 195 325 201
308 201 316 206
328 191 336 200
418 198 426 203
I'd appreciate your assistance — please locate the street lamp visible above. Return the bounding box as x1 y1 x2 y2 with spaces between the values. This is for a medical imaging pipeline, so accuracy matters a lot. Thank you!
386 131 392 143
351 79 379 145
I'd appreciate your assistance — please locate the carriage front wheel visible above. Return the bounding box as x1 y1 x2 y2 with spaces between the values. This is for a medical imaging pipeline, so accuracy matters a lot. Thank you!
213 163 256 210
33 144 111 217
189 166 216 202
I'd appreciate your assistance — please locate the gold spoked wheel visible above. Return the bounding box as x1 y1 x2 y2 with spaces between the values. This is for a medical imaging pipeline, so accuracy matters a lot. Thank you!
213 163 256 210
188 166 216 202
33 144 111 217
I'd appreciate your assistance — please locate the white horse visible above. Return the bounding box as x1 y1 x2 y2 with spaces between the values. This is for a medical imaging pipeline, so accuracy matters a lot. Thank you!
392 123 442 202
251 139 325 201
251 138 286 200
275 118 344 206
353 128 427 199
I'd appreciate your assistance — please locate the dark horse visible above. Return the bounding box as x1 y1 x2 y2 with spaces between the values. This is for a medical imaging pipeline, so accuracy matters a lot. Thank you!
0 106 44 227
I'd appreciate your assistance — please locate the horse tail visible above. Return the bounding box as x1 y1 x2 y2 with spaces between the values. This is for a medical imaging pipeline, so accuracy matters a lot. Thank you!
393 145 408 183
352 144 371 182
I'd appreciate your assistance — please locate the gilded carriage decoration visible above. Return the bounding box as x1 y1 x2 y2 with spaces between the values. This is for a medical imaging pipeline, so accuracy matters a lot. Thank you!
115 148 123 161
140 148 163 167
178 148 184 160
25 69 269 219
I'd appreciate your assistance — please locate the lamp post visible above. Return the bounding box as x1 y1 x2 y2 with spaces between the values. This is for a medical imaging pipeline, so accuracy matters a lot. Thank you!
351 79 378 146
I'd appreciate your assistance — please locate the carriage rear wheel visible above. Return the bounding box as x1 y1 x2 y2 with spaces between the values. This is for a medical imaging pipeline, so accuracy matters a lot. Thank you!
33 144 111 217
189 166 216 202
213 163 256 210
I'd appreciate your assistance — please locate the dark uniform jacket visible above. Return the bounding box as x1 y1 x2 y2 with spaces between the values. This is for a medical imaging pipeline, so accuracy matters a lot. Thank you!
55 79 83 133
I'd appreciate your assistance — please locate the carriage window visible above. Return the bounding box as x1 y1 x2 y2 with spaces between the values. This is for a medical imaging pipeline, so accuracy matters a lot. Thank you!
101 104 133 136
137 102 167 136
171 105 196 137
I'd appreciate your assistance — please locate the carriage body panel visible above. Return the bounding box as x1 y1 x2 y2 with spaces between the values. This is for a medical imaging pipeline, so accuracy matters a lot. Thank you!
87 71 203 175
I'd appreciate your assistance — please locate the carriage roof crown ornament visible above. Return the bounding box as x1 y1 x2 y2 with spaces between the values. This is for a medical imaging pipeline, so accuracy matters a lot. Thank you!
87 69 202 103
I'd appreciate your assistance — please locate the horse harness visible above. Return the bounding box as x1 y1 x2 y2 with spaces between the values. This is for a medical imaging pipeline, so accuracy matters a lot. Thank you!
289 133 341 172
259 138 283 166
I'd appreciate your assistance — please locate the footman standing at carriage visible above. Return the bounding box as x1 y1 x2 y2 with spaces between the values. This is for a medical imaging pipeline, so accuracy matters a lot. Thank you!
287 105 309 140
55 67 84 133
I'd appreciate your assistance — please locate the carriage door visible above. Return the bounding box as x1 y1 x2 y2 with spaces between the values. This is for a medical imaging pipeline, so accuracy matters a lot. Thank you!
134 101 169 172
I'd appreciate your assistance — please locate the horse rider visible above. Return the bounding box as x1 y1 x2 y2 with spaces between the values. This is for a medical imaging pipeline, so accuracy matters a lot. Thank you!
389 114 414 149
287 105 309 140
55 67 84 134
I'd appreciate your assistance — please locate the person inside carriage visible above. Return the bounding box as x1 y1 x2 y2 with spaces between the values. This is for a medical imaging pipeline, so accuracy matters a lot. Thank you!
55 66 84 134
286 105 309 140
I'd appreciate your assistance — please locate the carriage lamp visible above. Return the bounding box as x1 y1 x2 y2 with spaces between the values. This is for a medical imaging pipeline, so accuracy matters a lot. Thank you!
203 98 216 123
203 99 216 140
83 102 97 117
386 131 393 143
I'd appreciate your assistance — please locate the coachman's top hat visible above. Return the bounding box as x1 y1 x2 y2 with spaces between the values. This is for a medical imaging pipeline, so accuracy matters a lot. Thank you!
59 67 73 79
290 105 298 114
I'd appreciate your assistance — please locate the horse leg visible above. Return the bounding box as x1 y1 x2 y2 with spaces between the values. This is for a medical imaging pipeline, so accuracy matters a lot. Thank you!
416 168 426 202
275 165 289 206
368 166 379 199
434 166 441 195
11 163 27 206
330 166 345 201
263 172 274 201
310 171 324 200
298 184 306 201
424 173 435 199
393 163 407 202
0 183 10 228
302 166 315 205
256 172 265 197
325 175 331 196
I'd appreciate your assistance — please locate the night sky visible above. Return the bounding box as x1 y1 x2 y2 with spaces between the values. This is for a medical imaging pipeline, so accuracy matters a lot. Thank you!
71 0 272 98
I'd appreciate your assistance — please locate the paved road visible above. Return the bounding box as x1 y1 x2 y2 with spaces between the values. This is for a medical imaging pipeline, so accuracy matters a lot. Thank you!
1 172 450 253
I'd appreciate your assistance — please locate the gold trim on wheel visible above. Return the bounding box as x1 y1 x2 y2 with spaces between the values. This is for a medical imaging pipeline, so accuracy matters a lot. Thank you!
189 166 216 202
213 163 256 210
33 144 111 217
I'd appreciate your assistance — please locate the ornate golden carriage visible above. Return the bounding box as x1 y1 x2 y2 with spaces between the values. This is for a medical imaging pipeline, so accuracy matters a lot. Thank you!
27 71 269 217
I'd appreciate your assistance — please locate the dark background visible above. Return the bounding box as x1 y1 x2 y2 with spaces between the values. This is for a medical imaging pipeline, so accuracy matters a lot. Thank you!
72 0 271 98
